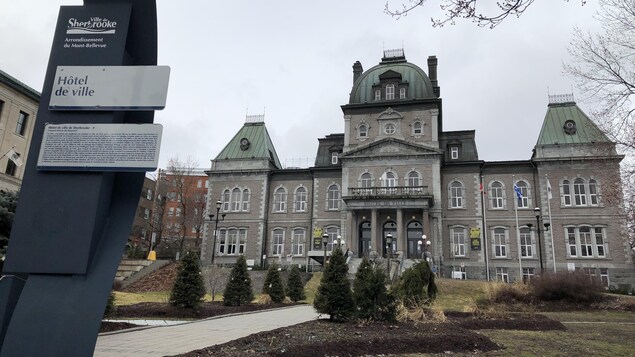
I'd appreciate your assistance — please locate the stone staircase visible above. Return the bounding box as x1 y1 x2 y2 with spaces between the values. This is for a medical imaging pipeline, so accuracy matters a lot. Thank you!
115 259 170 288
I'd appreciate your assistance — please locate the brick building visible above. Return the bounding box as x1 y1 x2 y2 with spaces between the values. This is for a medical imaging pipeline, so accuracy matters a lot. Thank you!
202 50 634 288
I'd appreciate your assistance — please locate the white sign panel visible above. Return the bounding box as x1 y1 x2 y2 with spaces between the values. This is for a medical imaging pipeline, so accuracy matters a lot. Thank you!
37 123 162 171
49 66 170 110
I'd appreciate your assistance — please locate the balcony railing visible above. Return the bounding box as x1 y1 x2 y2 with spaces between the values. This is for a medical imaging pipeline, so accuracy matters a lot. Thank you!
347 186 430 198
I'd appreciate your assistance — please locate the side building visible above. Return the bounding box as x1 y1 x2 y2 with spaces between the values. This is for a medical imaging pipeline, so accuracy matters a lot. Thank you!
202 51 634 288
0 70 39 192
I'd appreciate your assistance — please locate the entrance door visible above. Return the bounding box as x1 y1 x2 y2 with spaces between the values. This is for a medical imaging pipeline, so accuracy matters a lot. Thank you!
382 221 397 257
358 221 371 258
407 221 423 258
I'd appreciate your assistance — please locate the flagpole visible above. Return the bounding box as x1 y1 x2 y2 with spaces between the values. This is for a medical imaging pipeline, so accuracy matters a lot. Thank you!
546 174 556 272
513 176 523 281
0 145 16 160
481 175 490 281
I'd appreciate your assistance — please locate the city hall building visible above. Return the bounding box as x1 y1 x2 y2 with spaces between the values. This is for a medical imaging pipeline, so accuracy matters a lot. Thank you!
201 50 634 287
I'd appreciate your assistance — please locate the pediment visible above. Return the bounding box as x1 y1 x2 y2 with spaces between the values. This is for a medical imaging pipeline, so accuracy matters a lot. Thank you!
341 138 442 158
378 70 402 81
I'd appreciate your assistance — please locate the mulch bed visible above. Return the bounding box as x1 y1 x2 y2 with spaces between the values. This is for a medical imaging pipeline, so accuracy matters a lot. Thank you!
110 301 298 320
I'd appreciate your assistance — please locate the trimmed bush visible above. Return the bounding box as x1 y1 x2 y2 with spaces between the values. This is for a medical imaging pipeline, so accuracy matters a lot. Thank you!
169 251 206 308
314 248 355 321
223 255 254 306
531 271 604 303
262 262 285 303
391 261 437 306
287 266 306 302
352 256 396 321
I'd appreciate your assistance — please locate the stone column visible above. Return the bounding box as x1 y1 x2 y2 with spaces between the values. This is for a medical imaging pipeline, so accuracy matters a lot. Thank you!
371 209 378 253
396 209 404 255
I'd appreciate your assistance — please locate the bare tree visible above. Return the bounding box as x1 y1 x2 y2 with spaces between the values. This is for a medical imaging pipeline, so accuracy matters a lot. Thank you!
385 0 584 28
202 265 230 302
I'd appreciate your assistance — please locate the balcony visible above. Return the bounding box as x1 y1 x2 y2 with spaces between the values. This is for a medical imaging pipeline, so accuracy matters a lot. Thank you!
343 186 434 209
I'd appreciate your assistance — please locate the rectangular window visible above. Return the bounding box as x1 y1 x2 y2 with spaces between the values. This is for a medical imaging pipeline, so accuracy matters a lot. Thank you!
579 227 592 257
168 207 174 217
452 266 466 280
146 189 153 200
227 229 238 255
385 84 395 100
331 153 338 165
272 229 284 256
242 190 250 211
205 180 209 188
15 111 28 136
450 147 459 160
143 208 150 220
574 181 587 206
292 229 305 255
451 227 466 257
520 230 533 258
522 267 535 283
4 153 19 176
493 228 506 258
594 228 605 257
562 181 572 206
374 89 381 101
232 190 241 211
218 229 226 254
496 267 509 283
197 180 202 188
239 229 247 254
176 207 182 217
567 227 577 257
399 87 406 99
599 268 609 287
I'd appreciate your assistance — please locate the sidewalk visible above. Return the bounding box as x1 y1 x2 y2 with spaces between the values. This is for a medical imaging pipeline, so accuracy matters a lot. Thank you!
93 305 320 357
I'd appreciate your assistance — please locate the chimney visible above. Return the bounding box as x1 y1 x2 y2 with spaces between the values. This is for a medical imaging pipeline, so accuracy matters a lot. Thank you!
427 56 440 97
352 61 363 84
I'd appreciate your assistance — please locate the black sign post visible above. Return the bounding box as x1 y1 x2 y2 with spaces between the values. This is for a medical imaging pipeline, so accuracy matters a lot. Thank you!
0 1 160 355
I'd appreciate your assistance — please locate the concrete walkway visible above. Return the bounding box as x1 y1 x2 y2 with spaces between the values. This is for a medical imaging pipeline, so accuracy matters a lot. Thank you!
94 305 321 357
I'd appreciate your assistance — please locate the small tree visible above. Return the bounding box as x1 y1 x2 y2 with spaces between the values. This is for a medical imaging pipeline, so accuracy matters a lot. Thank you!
287 266 306 302
314 248 354 321
169 251 206 308
391 261 437 307
203 265 230 302
262 262 285 303
223 255 254 306
353 257 396 321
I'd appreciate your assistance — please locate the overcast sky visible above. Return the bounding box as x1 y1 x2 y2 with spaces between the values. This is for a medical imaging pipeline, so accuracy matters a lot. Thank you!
1 0 600 170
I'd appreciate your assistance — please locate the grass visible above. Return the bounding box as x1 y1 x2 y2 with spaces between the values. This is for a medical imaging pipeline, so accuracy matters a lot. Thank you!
433 278 489 311
114 291 223 305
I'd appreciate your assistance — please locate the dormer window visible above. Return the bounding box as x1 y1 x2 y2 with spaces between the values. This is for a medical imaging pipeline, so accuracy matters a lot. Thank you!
386 84 395 100
412 121 423 135
450 146 459 160
399 87 406 99
374 90 381 101
331 152 338 164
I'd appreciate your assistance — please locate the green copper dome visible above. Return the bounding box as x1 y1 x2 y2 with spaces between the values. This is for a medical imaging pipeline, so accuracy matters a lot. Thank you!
348 55 436 104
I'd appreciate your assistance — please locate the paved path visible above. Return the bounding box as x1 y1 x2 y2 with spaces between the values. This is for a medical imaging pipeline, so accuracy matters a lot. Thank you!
93 305 320 357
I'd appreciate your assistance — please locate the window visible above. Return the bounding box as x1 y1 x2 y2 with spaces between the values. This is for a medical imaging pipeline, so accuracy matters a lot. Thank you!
15 111 28 136
222 189 231 211
566 226 608 258
168 207 174 217
599 268 609 287
358 124 368 138
325 226 339 251
384 123 396 134
493 227 507 258
452 266 466 280
175 208 181 217
360 173 372 188
218 228 247 255
272 229 284 256
515 181 529 208
294 187 307 212
205 180 209 188
449 181 463 208
412 121 422 135
327 184 340 210
385 84 395 100
450 146 459 160
589 179 599 205
519 227 533 258
146 189 153 200
574 178 587 206
399 87 406 99
143 208 150 220
331 152 338 165
4 152 19 176
496 267 509 283
292 228 305 255
490 181 505 209
231 188 241 212
273 187 287 212
384 172 397 187
197 180 202 188
522 267 535 283
218 229 226 254
374 89 381 101
562 180 572 206
451 226 466 257
242 189 250 211
407 171 420 187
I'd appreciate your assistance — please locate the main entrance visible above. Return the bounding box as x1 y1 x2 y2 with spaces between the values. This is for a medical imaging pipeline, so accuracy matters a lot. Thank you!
406 221 423 258
358 221 371 258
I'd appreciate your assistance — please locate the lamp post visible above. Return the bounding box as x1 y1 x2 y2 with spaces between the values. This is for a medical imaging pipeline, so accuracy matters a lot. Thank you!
386 233 393 272
323 232 329 268
421 234 431 262
417 240 422 260
209 200 226 265
527 207 550 273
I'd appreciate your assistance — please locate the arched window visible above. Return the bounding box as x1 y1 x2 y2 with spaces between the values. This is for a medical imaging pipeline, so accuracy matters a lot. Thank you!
358 124 368 138
294 186 307 212
412 121 423 135
360 173 372 188
562 180 572 206
589 179 599 205
449 181 464 208
407 171 420 187
574 178 587 206
327 184 340 210
384 172 397 187
374 89 381 101
399 87 406 99
222 189 231 212
241 189 250 211
273 187 287 212
515 180 529 208
490 181 504 209
231 188 241 211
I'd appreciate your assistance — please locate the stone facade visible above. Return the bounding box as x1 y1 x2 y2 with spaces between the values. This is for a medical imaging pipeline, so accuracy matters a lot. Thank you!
202 51 634 288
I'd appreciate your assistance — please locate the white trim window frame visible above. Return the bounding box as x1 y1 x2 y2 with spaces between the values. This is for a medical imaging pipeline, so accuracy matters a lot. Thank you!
385 84 395 100
574 178 587 206
492 227 507 258
450 146 459 160
412 121 423 135
519 227 533 258
515 180 530 208
241 189 250 211
273 187 287 212
292 228 305 256
451 226 466 257
358 124 368 138
272 228 285 256
231 188 242 212
327 184 340 211
562 180 572 206
496 267 509 283
222 189 231 212
490 181 505 209
449 181 464 209
294 186 308 212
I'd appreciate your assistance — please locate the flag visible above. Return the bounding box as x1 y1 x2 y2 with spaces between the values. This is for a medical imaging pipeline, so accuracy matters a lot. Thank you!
479 182 486 195
546 178 553 200
8 149 22 167
513 184 523 200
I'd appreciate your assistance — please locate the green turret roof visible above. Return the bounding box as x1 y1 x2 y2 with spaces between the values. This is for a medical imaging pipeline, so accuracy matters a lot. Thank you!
536 100 610 146
215 120 282 169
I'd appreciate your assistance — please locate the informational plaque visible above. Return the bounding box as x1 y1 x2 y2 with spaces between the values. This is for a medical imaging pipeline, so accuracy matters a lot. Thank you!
49 65 170 110
37 123 162 171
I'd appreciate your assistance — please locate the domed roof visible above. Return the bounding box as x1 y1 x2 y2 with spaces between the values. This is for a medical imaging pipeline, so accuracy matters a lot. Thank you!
349 54 436 104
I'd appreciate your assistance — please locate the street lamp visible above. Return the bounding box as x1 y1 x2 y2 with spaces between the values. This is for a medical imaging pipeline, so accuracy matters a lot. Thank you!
526 207 550 273
417 240 422 259
385 233 393 272
337 235 342 250
209 200 226 265
322 233 329 268
421 234 431 261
